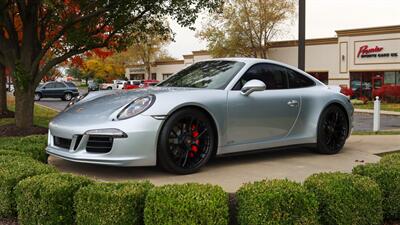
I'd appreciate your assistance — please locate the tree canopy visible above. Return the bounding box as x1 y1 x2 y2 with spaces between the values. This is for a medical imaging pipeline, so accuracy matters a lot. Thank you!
198 0 295 58
0 0 222 128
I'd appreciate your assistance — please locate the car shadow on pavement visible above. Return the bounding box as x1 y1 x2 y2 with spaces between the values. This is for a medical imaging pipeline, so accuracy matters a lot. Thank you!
49 147 314 180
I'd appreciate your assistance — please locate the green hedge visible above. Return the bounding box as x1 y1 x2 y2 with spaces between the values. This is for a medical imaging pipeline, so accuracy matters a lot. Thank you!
353 163 400 220
379 153 400 165
236 179 319 225
144 183 229 225
15 173 93 225
0 150 30 158
74 181 154 225
304 172 383 225
0 135 48 163
0 155 57 218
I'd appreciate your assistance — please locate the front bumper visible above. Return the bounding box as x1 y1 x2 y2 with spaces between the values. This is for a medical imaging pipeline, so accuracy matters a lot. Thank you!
46 115 163 167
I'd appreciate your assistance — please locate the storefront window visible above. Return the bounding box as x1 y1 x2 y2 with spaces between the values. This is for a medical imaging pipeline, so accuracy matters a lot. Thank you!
396 72 400 85
384 71 396 84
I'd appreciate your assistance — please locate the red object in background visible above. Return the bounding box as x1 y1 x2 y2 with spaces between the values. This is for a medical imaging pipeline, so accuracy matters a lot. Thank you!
340 86 353 97
123 80 159 90
373 85 400 102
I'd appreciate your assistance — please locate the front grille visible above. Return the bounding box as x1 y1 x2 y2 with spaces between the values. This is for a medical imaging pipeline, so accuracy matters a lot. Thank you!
86 136 114 153
54 136 72 149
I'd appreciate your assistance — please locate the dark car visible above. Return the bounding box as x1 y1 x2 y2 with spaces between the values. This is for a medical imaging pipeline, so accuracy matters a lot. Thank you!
87 81 99 92
34 81 79 101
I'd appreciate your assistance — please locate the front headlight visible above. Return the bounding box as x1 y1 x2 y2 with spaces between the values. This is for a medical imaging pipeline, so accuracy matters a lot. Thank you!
117 95 155 120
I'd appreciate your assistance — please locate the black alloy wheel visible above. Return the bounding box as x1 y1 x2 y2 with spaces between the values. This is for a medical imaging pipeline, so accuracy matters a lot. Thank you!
316 105 349 154
158 108 216 174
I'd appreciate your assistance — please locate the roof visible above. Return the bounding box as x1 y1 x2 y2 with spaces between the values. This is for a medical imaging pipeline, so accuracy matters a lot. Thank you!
335 25 400 37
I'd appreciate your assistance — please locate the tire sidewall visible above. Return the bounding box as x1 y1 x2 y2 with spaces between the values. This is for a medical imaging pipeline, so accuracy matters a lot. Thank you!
157 108 216 174
64 93 72 101
317 105 349 154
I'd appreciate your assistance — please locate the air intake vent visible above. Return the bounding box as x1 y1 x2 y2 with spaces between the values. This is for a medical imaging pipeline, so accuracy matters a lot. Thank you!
86 136 113 153
54 136 72 149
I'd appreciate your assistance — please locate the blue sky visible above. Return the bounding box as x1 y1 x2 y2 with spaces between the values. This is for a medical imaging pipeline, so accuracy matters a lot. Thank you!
166 0 400 58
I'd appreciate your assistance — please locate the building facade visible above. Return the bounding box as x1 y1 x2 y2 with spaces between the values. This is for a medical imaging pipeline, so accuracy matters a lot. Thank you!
125 25 400 98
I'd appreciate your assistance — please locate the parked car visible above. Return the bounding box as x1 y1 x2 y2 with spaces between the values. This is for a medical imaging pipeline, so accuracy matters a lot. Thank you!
6 84 14 92
34 81 79 101
140 80 159 88
123 80 142 89
46 58 353 174
87 81 99 92
100 80 126 90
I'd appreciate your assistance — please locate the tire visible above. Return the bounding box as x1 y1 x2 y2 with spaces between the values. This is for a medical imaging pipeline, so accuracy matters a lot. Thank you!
315 105 349 154
157 108 217 174
63 93 73 101
34 93 41 101
107 87 112 90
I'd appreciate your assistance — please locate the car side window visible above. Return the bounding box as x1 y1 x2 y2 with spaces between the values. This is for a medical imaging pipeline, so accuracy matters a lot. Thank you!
54 82 66 88
287 70 315 89
233 63 288 90
44 83 55 89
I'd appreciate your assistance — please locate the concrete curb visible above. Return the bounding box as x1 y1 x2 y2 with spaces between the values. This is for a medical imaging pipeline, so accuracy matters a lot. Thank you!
34 102 61 113
354 108 400 116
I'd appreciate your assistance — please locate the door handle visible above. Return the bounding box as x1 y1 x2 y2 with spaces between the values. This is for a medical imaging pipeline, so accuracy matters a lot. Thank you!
287 100 299 107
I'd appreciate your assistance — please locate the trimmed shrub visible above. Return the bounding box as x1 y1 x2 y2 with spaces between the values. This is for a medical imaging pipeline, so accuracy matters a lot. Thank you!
353 163 400 220
304 172 383 225
15 173 93 225
236 179 319 225
74 181 154 225
0 150 30 158
144 183 229 225
0 155 57 218
0 135 48 162
379 153 400 165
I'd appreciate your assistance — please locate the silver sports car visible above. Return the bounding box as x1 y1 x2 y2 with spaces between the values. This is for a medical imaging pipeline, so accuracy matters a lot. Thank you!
47 58 353 174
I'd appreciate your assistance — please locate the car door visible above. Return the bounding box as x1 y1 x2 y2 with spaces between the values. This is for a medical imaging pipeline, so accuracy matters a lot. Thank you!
53 82 67 98
225 63 301 149
41 82 55 97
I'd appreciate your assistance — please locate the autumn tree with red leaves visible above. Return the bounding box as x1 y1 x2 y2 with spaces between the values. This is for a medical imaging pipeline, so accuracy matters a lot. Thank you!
0 0 221 128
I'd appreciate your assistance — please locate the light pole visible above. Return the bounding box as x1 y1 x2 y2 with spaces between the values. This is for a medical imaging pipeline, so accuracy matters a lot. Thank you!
298 0 306 71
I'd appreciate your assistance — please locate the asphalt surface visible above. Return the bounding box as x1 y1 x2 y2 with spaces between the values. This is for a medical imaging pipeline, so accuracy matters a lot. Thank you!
49 135 400 192
35 92 400 131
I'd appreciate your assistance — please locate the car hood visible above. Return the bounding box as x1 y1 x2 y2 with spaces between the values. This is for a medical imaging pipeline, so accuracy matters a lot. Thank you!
52 87 200 124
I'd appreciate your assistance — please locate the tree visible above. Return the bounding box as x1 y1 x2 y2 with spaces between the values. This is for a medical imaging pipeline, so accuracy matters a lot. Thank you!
82 56 125 82
198 0 295 58
0 0 221 128
0 63 12 117
125 21 173 80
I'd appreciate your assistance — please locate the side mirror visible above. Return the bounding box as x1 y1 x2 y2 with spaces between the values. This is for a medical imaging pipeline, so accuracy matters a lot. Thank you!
241 79 266 96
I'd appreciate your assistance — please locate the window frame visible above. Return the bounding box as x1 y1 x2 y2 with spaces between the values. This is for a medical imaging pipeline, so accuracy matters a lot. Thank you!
231 63 315 91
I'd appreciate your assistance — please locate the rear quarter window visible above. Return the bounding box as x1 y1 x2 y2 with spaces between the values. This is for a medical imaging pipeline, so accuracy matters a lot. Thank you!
287 70 315 89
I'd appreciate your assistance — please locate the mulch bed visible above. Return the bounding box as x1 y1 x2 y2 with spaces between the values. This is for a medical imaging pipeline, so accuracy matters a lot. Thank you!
0 219 18 225
0 124 48 137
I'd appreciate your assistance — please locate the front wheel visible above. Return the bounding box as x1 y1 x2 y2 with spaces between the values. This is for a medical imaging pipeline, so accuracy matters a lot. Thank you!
316 105 349 154
157 108 216 174
63 93 73 101
34 93 41 101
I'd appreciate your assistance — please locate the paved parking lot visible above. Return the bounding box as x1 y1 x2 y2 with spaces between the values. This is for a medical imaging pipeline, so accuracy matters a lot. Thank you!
36 94 400 132
49 135 400 192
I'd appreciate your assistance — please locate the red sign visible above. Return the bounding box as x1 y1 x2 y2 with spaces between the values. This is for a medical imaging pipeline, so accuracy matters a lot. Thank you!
357 45 384 57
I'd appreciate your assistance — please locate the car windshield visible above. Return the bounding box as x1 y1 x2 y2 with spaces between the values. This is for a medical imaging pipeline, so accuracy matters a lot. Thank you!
157 60 245 89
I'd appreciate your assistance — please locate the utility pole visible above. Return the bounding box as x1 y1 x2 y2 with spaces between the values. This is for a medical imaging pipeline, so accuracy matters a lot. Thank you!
298 0 306 71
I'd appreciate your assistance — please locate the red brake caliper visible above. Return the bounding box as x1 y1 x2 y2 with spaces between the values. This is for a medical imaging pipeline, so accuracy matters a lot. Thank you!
189 125 200 158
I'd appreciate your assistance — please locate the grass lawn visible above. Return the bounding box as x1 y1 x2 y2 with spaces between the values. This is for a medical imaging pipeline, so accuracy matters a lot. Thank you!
0 96 58 128
354 102 400 112
352 130 400 135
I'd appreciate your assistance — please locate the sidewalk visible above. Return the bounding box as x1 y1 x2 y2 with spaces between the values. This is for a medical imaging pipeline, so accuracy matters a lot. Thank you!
355 108 400 116
48 135 400 192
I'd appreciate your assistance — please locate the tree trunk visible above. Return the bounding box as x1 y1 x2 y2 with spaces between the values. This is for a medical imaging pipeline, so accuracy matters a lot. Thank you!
0 64 12 116
14 85 35 128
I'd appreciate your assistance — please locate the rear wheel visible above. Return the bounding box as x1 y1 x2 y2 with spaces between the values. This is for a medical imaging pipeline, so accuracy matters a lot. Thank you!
34 93 41 101
157 108 216 174
63 93 73 101
316 105 349 154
